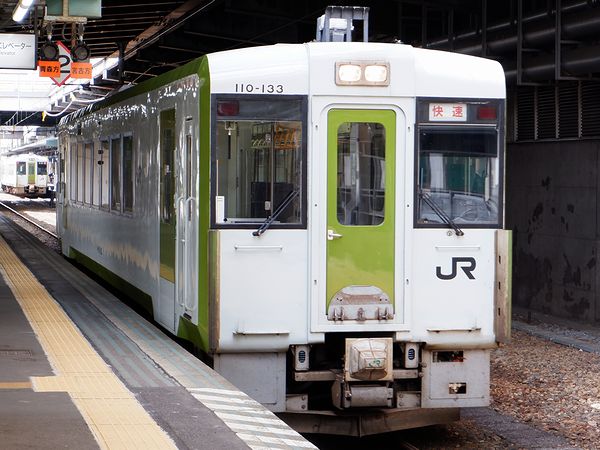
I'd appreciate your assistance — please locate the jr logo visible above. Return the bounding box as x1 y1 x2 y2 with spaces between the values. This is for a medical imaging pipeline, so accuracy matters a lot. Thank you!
436 257 476 280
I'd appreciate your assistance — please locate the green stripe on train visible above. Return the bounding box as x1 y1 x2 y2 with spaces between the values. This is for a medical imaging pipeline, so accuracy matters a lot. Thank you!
69 247 154 316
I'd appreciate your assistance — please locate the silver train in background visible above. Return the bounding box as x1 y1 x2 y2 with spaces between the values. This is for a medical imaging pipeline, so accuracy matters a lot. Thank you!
0 153 50 198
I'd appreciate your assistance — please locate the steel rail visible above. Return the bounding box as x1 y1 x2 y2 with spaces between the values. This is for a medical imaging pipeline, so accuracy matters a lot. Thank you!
0 201 58 239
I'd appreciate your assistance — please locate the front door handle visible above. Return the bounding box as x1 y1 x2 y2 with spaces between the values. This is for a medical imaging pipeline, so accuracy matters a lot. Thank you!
328 229 343 240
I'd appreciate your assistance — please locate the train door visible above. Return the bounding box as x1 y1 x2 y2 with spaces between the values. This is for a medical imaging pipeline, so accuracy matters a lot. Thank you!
175 119 198 321
27 160 35 185
158 108 177 331
325 109 398 322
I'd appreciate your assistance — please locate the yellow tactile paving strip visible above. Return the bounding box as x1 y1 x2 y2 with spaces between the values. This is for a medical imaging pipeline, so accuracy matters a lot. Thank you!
0 381 32 389
0 236 176 450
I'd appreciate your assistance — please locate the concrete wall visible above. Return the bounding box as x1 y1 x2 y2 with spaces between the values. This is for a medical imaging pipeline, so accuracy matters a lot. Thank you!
507 140 600 322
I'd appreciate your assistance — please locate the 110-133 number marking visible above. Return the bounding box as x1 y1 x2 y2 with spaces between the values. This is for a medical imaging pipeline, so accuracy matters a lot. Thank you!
235 83 284 93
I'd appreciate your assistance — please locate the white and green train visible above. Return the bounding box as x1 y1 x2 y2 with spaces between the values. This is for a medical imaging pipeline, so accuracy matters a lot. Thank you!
57 40 511 435
0 153 50 197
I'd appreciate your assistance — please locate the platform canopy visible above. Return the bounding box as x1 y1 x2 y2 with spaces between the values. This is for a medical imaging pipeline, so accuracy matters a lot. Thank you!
0 0 600 126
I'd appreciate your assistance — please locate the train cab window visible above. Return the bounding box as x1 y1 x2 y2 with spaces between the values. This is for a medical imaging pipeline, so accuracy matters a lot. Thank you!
110 137 121 211
37 161 47 175
213 96 306 227
336 122 386 226
16 162 26 175
417 127 500 226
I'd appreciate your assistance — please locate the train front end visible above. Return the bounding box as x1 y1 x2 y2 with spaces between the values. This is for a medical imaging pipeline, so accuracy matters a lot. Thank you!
205 42 510 435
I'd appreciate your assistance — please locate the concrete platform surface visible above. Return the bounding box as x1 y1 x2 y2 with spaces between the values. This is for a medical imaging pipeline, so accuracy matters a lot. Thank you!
0 216 315 450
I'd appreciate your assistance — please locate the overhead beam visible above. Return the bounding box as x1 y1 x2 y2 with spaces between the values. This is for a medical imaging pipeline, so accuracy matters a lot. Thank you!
183 29 267 46
105 0 217 63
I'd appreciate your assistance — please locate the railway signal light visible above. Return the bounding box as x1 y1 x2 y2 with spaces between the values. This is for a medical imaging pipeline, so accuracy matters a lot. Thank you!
40 41 60 61
71 41 91 62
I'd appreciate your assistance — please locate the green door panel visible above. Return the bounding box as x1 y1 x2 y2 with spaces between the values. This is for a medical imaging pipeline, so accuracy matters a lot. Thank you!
326 109 396 309
28 162 35 184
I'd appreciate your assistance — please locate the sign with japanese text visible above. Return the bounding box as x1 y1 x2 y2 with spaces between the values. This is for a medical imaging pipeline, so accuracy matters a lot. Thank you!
70 62 92 79
38 60 61 77
428 103 467 122
0 33 36 70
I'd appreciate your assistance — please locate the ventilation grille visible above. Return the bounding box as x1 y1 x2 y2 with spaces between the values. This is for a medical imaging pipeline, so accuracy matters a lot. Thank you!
511 80 600 142
506 88 516 142
582 82 600 138
537 86 556 140
558 82 579 139
516 87 535 141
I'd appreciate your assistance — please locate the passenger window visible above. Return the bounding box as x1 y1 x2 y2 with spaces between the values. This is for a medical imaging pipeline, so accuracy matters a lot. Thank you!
214 97 305 225
123 135 134 212
70 144 77 201
417 127 499 225
92 142 101 207
77 143 84 203
85 143 92 205
336 122 386 226
100 140 109 209
110 137 121 211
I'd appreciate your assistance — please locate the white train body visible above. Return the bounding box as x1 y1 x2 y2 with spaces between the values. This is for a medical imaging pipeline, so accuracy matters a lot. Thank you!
57 42 511 435
0 153 49 197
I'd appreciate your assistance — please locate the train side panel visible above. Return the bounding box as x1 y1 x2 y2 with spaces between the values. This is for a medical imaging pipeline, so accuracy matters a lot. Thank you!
58 74 201 333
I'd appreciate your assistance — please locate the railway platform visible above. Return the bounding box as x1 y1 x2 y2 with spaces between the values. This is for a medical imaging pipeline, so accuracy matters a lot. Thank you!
0 215 316 450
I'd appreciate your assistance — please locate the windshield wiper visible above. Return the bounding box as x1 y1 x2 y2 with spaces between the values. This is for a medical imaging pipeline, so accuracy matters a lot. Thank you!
418 189 464 236
253 189 300 237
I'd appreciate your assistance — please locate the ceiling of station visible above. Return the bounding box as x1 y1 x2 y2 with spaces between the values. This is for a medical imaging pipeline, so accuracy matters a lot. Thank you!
1 0 600 126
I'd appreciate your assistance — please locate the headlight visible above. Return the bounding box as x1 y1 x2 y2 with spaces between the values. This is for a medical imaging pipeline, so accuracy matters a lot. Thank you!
337 64 362 82
336 62 390 86
364 64 388 83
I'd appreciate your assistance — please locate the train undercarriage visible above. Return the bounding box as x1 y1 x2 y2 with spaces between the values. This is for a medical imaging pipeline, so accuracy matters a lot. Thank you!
220 334 491 436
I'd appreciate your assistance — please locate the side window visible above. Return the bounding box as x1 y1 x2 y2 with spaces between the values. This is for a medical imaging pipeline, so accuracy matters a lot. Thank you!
70 144 77 201
122 135 134 213
92 142 101 206
100 140 109 209
337 122 386 226
110 137 121 211
213 97 305 226
77 142 84 203
85 142 93 205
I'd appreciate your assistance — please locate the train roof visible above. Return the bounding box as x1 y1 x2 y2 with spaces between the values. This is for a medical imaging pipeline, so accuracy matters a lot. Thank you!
60 42 505 125
0 153 48 162
208 41 505 99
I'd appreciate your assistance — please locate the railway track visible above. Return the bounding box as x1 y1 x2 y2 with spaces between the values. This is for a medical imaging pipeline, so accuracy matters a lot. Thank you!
0 200 58 240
